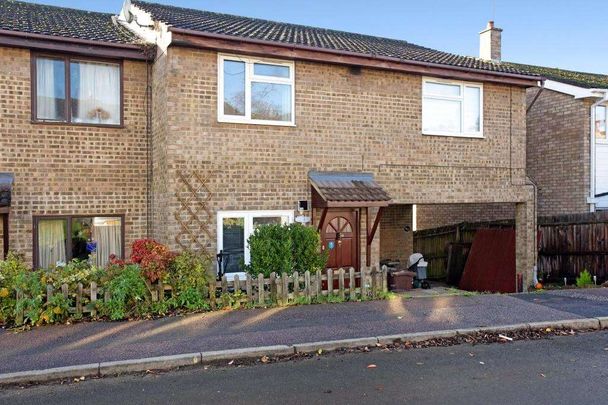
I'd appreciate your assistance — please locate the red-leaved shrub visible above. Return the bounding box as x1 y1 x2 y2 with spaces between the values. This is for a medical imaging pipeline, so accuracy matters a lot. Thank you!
130 240 174 283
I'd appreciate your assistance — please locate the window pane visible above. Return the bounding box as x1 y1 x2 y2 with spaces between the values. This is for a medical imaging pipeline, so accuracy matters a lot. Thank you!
222 217 245 274
251 82 292 121
253 216 290 229
424 82 461 97
254 63 290 78
70 61 120 125
596 106 607 141
223 60 246 116
37 219 67 269
423 98 461 133
72 217 122 267
36 58 66 121
464 87 481 133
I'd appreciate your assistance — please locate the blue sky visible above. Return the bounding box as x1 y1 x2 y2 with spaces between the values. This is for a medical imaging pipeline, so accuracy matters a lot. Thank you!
31 0 608 73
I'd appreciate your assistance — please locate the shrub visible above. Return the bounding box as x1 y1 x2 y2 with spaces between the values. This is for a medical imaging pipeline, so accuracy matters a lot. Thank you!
130 239 174 283
289 223 328 273
0 252 41 326
98 264 148 320
576 270 594 288
166 250 211 310
42 259 104 289
246 224 293 277
245 224 327 277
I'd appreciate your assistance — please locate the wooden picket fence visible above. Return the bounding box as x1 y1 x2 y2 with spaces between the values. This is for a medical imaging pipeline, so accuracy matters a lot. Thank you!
13 266 388 324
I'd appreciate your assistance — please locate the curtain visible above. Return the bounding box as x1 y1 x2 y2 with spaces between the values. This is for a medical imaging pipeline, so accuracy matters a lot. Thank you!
71 62 120 125
38 220 66 269
36 58 59 120
93 219 121 267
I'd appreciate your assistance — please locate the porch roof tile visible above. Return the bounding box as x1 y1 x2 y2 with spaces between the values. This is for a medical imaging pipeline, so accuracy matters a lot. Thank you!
309 171 391 205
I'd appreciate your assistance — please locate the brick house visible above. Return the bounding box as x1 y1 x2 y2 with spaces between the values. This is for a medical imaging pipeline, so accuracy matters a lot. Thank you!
507 64 608 217
0 1 540 288
417 22 608 228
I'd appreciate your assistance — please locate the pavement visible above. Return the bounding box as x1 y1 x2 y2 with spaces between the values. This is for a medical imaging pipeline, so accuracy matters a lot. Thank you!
1 287 607 378
2 329 607 404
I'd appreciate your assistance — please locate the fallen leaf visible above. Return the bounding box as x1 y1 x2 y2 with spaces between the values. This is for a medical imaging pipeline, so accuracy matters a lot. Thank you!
260 356 270 364
545 328 552 333
367 364 377 369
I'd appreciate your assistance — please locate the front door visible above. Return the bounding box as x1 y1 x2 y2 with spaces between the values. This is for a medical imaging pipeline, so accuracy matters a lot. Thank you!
321 210 359 270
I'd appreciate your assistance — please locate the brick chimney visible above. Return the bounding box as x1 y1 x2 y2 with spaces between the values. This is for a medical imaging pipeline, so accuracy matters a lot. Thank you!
479 21 502 62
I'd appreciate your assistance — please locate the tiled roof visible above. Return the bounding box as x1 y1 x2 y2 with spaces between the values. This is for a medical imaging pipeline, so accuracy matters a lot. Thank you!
132 1 536 77
309 171 392 204
505 62 608 89
0 0 139 45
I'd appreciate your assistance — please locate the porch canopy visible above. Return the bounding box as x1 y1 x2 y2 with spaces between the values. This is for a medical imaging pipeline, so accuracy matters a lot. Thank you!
309 171 392 266
0 173 13 258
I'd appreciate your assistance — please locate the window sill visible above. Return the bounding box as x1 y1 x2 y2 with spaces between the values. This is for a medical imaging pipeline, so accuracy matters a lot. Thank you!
218 117 296 127
422 131 484 139
31 120 124 129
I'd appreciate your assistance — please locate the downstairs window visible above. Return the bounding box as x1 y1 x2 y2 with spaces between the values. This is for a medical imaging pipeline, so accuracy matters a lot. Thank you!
34 215 123 269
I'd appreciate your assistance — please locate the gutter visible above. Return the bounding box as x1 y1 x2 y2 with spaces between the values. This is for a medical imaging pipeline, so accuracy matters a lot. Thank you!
0 29 144 50
167 26 540 85
588 91 608 212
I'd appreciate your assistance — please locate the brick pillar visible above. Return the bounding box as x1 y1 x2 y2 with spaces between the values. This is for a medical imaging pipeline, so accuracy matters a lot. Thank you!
515 198 536 291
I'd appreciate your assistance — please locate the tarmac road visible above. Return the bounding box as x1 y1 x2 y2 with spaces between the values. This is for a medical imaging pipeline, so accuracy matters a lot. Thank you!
2 330 607 405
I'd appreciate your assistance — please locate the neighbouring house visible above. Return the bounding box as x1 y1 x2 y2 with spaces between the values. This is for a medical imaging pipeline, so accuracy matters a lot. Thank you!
417 21 608 229
0 0 540 289
507 63 608 216
0 1 150 268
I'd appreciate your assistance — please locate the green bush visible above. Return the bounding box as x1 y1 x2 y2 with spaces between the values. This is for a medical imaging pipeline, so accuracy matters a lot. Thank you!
576 270 594 288
290 224 328 274
98 264 148 320
246 224 293 277
166 250 212 311
0 252 45 326
245 224 327 277
42 259 104 289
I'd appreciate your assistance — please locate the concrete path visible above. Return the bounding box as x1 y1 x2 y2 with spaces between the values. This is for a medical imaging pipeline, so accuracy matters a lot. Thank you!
0 288 605 374
3 330 607 404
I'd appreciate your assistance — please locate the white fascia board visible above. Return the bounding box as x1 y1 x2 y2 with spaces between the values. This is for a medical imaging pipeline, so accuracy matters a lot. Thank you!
117 0 172 52
544 79 606 99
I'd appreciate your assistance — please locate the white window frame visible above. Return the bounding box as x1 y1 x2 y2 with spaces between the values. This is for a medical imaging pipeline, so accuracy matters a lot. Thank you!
595 104 608 145
217 210 295 280
217 54 296 126
422 77 484 138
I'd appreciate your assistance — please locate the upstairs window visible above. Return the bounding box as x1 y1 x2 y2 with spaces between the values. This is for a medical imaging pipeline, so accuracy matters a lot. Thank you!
218 54 295 126
596 105 607 142
422 78 483 138
33 55 122 126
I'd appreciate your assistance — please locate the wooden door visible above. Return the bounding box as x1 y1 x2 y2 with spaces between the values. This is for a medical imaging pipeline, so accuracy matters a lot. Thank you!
321 210 359 270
